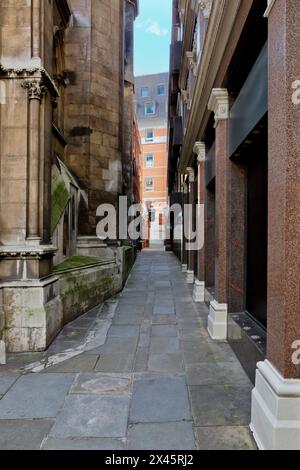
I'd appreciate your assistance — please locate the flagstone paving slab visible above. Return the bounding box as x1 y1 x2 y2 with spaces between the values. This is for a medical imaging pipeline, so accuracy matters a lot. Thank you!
0 419 55 450
195 426 256 450
0 374 74 419
130 376 191 423
0 374 20 395
50 395 130 438
127 422 195 450
42 437 127 450
95 353 135 373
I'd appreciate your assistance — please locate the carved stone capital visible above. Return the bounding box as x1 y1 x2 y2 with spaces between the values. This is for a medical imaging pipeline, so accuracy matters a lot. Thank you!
186 51 196 72
22 79 47 101
186 167 195 183
208 88 229 127
198 0 212 19
181 89 191 110
193 142 206 163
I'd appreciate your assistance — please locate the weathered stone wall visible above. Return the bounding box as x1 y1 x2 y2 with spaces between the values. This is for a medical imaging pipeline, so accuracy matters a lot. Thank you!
64 0 124 235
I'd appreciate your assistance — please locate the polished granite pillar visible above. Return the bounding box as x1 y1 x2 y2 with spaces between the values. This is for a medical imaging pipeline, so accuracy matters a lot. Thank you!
193 142 206 302
186 167 195 284
207 89 229 339
251 0 300 450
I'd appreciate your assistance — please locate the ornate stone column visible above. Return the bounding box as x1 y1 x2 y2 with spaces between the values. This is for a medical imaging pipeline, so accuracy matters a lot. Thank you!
192 142 206 302
207 88 229 339
22 78 45 241
185 167 195 284
251 0 300 450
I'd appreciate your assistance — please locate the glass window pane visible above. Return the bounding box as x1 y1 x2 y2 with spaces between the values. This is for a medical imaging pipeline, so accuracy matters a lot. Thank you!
141 87 149 98
145 101 155 115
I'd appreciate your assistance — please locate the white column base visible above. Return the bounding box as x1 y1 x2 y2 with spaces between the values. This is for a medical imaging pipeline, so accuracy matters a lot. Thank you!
192 279 205 302
250 360 300 450
186 270 194 284
208 300 227 340
182 264 187 273
0 340 6 365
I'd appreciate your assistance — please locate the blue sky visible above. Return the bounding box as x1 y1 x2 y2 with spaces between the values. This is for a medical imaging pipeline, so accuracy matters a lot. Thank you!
134 0 172 76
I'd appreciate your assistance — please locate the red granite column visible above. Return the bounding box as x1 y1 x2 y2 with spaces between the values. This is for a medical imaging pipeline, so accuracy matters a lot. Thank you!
250 0 300 450
193 142 206 302
186 167 195 284
207 89 229 339
266 0 300 380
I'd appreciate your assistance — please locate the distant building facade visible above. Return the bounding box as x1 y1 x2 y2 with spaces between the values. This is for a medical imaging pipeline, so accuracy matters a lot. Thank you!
168 0 300 450
135 73 169 245
0 0 139 359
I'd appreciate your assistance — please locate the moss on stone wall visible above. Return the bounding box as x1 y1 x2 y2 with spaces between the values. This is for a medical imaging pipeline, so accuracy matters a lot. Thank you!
63 276 113 299
53 256 105 274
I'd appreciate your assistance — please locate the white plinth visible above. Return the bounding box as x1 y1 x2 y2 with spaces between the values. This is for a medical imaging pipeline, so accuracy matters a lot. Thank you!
0 340 6 365
186 270 194 284
182 264 187 273
250 360 300 450
193 279 205 302
208 300 227 340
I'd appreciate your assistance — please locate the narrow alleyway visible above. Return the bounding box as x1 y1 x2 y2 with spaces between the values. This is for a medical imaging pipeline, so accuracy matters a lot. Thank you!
0 252 255 450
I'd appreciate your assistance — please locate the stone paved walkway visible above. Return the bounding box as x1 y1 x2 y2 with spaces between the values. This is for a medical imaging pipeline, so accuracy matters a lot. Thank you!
0 251 255 450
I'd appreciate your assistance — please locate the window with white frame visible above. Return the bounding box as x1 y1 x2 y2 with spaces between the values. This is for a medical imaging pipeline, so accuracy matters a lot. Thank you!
145 101 155 115
146 154 154 168
141 86 149 98
145 129 154 141
157 84 165 96
145 177 154 192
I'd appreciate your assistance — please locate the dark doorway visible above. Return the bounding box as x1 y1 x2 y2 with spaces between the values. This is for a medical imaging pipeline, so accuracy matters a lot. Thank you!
245 121 268 328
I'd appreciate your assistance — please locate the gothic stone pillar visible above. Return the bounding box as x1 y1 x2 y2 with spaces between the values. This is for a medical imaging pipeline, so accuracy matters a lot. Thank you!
250 0 300 450
207 88 229 339
192 142 206 302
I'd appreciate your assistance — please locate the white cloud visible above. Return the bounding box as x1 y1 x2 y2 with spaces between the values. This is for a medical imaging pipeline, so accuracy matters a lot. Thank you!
136 19 168 37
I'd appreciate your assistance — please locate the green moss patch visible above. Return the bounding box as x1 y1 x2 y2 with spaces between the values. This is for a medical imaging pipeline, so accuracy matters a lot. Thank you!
53 255 105 274
63 276 113 299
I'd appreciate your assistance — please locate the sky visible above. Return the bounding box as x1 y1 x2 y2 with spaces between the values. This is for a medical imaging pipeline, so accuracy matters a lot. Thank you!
134 0 172 77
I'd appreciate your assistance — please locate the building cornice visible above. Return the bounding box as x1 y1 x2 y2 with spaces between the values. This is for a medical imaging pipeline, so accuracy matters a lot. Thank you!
178 0 241 173
179 1 197 90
